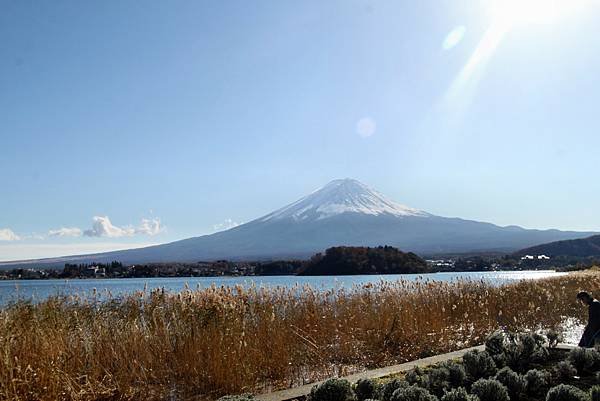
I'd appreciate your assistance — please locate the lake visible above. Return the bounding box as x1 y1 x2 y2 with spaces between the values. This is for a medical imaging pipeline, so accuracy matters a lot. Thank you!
0 270 567 305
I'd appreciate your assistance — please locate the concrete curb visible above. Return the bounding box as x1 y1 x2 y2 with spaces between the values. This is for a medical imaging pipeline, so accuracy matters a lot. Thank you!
256 343 577 401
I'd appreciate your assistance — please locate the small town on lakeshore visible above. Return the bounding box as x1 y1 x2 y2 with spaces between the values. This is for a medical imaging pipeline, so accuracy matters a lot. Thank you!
1 249 596 280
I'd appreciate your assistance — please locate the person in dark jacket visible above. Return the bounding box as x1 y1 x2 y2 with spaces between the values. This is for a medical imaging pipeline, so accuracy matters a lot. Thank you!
577 291 600 347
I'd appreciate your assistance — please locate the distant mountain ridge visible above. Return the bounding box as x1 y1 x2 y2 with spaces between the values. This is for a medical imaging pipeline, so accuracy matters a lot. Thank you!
515 234 600 257
1 178 597 268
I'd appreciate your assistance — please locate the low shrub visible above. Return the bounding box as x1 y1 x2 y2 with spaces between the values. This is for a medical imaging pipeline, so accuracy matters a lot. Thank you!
504 333 549 372
427 366 451 397
439 361 467 388
524 369 550 396
590 386 600 401
390 385 438 401
440 387 479 401
521 333 547 356
308 378 356 401
504 342 524 372
495 367 526 400
546 384 589 401
485 331 507 368
470 379 510 401
355 379 377 401
554 361 577 382
569 348 600 375
463 350 497 380
532 344 551 364
406 367 429 388
546 330 561 348
485 331 506 355
379 379 410 401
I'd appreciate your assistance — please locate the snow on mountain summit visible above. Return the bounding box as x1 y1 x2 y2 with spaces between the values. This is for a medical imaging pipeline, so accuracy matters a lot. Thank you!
260 178 428 222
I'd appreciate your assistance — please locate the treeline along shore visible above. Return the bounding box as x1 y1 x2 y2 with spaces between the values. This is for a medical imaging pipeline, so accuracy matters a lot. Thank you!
1 245 597 280
0 270 598 400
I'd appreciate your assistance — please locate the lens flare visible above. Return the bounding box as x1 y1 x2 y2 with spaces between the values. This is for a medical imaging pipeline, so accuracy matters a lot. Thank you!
443 25 467 50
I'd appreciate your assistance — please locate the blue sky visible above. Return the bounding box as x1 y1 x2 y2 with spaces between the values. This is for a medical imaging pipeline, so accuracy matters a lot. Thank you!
2 0 600 261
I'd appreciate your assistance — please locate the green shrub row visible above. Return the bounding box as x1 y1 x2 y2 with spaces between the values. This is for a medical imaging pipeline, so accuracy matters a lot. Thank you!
295 379 600 401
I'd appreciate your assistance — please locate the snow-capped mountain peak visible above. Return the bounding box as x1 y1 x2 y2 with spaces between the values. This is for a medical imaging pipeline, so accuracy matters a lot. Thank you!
260 178 428 222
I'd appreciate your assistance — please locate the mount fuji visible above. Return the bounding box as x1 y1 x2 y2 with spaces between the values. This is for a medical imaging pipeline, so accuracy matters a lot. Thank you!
2 179 596 267
259 179 429 222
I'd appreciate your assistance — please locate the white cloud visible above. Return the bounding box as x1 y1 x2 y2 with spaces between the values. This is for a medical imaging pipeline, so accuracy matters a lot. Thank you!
43 216 163 240
356 117 376 137
83 216 135 238
213 218 239 232
135 218 163 236
0 228 21 241
48 227 83 237
81 216 164 238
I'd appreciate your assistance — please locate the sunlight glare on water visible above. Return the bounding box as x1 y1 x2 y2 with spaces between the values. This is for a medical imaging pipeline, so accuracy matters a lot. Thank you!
560 316 584 345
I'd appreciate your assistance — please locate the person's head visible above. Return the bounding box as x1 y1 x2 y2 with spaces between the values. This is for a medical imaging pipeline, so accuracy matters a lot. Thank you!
577 291 593 306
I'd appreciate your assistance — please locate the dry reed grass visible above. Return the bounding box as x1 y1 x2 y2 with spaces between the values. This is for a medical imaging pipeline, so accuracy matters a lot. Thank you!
0 272 597 401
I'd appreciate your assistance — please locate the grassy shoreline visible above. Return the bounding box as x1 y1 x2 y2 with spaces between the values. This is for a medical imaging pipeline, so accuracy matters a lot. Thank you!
0 271 597 400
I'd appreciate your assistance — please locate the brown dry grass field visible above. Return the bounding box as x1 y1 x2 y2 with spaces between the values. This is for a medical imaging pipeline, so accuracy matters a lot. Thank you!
0 271 597 401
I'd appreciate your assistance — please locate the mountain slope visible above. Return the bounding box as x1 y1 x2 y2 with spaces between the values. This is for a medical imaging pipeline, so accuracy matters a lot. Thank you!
1 179 596 268
515 234 600 257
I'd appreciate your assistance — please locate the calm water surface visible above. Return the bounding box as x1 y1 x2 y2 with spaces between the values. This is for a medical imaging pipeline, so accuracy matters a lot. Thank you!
0 270 567 305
